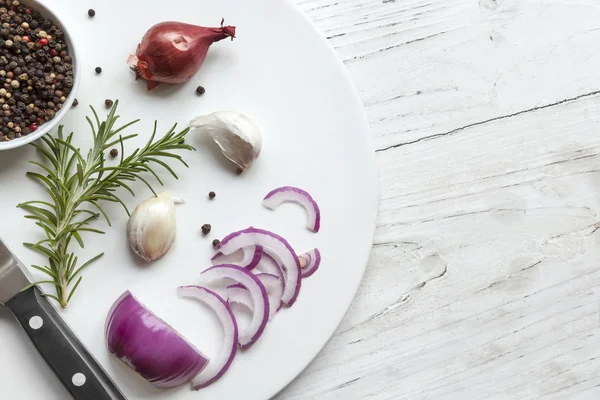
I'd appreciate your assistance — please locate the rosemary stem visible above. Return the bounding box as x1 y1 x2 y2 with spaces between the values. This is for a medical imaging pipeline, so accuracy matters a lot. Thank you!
18 102 194 308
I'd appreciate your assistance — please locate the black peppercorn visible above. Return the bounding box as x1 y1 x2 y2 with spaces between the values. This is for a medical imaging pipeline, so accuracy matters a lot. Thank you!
209 191 216 199
95 66 101 74
0 2 73 142
212 239 220 248
105 99 113 108
201 224 212 235
196 85 205 95
88 9 95 17
72 98 77 107
109 148 118 158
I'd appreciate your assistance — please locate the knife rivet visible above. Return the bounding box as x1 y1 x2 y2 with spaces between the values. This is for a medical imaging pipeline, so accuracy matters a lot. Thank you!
72 373 86 387
28 316 43 330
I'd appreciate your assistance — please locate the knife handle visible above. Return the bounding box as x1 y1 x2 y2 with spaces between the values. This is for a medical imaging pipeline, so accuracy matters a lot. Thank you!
6 286 127 400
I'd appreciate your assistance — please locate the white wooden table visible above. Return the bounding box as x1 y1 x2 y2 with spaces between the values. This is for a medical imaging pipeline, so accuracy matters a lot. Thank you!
279 0 600 398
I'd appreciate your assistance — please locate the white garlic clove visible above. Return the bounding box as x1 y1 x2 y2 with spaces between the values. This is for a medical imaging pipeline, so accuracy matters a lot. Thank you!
190 111 262 171
126 191 178 262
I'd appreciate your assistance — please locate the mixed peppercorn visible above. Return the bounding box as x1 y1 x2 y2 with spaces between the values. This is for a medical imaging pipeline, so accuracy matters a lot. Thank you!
0 0 74 141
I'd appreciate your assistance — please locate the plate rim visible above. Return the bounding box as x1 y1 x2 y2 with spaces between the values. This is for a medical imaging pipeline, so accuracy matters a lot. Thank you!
268 0 379 397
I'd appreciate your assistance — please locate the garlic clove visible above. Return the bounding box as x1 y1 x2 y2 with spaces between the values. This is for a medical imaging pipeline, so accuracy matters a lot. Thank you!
126 191 178 262
191 111 262 171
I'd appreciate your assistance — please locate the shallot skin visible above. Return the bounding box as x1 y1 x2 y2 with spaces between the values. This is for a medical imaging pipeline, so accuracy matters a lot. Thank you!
129 21 236 90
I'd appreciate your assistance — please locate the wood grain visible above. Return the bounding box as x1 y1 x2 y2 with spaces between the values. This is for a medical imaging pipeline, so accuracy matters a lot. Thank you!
279 0 600 398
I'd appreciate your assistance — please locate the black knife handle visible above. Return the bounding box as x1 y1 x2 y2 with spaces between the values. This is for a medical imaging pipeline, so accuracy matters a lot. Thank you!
6 286 127 400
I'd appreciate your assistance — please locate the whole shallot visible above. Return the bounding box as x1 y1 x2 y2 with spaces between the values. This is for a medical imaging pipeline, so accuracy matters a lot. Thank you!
128 20 236 90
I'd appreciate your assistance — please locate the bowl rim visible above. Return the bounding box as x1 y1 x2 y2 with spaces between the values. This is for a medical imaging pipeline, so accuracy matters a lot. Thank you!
0 0 81 151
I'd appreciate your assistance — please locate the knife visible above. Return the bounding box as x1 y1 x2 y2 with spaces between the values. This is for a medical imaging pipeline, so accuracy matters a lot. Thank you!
0 238 127 400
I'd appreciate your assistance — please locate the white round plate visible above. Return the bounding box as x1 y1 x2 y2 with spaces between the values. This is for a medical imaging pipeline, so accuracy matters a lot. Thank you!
0 0 377 399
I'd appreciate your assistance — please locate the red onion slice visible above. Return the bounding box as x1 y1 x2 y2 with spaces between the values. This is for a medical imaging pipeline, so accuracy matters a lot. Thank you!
202 264 269 348
255 253 284 282
227 273 282 320
177 286 238 390
105 291 209 388
216 227 301 306
256 273 283 319
262 186 321 232
226 285 253 310
299 248 321 278
211 246 263 270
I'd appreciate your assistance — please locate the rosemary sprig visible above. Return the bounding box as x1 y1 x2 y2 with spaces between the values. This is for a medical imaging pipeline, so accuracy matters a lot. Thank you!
17 101 194 308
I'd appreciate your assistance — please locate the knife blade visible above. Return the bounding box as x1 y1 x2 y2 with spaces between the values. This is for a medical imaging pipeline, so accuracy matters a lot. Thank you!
0 241 31 304
0 238 127 400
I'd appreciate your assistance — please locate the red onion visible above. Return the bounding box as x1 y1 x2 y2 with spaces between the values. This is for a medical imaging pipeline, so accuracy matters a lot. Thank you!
216 227 302 306
128 20 236 90
105 291 209 388
201 264 269 349
212 246 263 270
299 248 321 278
177 286 238 390
262 186 321 232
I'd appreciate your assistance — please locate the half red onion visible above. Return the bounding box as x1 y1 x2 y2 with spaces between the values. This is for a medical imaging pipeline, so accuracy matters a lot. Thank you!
216 227 301 306
262 186 321 232
105 291 209 388
201 264 269 349
177 286 238 390
211 246 263 270
299 248 321 278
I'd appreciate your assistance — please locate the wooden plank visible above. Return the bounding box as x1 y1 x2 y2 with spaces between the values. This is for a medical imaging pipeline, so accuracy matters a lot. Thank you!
279 0 600 398
299 0 600 151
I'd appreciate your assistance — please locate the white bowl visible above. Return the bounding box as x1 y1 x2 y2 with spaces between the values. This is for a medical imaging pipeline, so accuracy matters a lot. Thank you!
0 0 80 151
